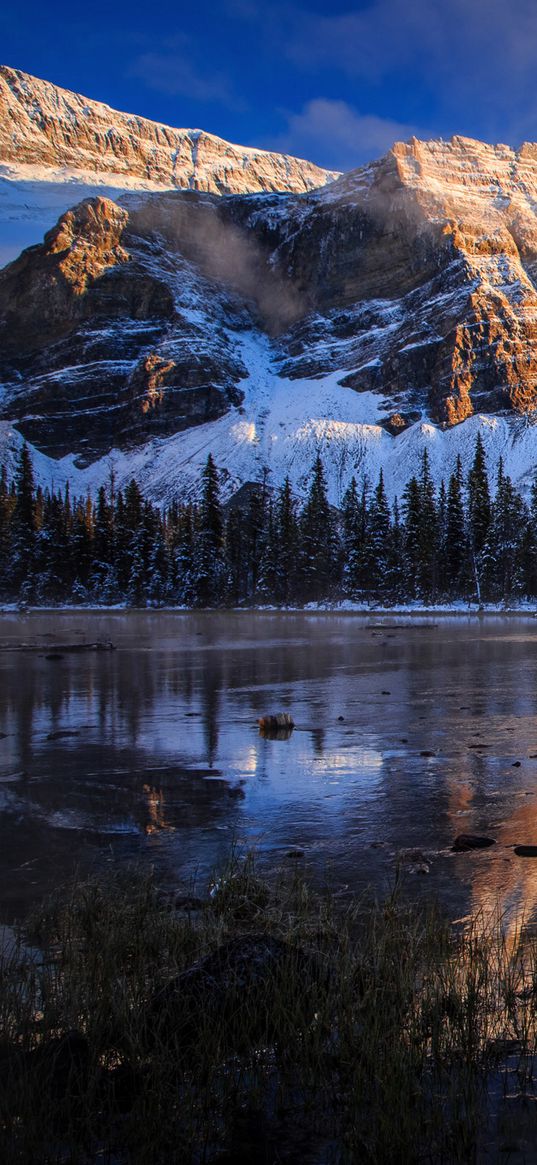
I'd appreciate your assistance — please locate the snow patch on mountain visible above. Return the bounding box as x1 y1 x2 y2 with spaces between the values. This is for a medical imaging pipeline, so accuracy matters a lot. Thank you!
1 324 537 508
0 65 339 267
0 164 179 267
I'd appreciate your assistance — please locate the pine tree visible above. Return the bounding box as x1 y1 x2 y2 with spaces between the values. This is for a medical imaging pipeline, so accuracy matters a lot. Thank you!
71 495 94 598
341 476 367 597
485 467 526 601
273 477 299 605
10 444 36 595
257 498 278 603
467 434 491 603
35 489 72 600
367 470 392 595
401 476 422 598
224 508 245 605
417 449 438 599
520 476 537 597
387 498 405 596
445 465 467 595
436 479 448 594
14 444 35 531
0 465 15 593
92 485 117 601
298 455 340 602
171 505 196 604
243 474 270 602
192 455 225 606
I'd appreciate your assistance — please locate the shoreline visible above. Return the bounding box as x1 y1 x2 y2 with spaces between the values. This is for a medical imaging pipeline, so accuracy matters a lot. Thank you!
0 602 536 618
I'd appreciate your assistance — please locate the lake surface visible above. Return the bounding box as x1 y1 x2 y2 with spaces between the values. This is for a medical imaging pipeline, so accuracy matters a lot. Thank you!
2 610 537 928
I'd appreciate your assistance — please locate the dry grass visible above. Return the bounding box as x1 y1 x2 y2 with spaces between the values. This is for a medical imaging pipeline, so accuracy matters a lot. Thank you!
1 854 537 1162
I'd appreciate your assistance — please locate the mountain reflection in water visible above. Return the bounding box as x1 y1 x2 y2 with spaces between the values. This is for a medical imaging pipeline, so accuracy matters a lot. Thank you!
2 610 537 925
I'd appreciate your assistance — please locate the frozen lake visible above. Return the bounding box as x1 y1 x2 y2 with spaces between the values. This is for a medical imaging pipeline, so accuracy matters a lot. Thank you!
2 610 537 926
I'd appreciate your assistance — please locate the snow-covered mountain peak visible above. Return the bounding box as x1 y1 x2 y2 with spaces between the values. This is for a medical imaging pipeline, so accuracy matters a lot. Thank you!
4 101 537 509
0 65 339 196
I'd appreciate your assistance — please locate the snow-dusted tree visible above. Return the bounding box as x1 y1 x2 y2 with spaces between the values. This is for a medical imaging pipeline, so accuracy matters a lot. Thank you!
191 454 225 606
341 476 367 597
401 476 422 598
244 473 271 602
367 470 392 595
444 461 467 595
70 496 94 595
386 497 405 596
90 485 117 602
417 449 438 599
10 443 37 595
484 463 526 600
0 465 15 593
170 504 196 604
467 434 491 603
268 476 300 605
518 476 537 597
34 488 73 600
298 454 340 602
224 507 245 606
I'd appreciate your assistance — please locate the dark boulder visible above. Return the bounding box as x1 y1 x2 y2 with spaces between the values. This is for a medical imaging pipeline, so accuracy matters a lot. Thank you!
452 834 495 852
143 933 327 1054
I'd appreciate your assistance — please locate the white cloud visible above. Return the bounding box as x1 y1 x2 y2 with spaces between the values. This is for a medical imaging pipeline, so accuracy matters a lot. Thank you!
235 0 537 145
270 98 422 170
285 0 537 132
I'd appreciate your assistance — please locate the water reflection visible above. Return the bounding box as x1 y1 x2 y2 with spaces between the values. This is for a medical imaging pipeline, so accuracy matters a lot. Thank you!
2 612 537 922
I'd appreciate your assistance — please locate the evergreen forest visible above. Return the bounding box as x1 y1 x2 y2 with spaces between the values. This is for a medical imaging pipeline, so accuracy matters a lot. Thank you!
0 436 535 608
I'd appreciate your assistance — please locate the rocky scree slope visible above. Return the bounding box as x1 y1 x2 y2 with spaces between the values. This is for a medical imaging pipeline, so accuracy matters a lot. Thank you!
3 135 537 496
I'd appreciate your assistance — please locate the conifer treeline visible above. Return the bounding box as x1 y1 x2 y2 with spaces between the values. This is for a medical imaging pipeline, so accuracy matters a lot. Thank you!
1 436 536 607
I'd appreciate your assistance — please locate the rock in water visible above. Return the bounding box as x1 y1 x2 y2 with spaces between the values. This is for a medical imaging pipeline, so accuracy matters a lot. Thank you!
258 713 295 739
452 834 496 852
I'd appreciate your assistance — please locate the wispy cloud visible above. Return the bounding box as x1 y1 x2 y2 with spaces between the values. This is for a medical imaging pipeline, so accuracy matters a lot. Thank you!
285 0 537 132
129 37 243 112
232 0 537 145
287 0 537 78
270 98 422 170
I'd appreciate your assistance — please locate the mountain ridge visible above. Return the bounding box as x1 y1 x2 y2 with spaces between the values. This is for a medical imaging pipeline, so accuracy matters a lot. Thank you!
0 65 339 195
3 83 537 507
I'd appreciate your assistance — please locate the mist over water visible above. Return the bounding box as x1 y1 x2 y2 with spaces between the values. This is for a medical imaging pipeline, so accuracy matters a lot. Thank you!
1 610 537 925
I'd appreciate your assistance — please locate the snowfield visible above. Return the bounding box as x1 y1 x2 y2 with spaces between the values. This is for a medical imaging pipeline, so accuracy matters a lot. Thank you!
0 163 180 268
1 324 537 506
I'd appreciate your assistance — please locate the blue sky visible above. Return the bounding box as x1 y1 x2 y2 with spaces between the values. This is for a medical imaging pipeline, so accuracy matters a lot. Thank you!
3 0 537 171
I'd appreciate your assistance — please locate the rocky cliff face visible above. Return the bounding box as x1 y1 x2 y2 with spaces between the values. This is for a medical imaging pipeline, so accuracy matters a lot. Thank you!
0 66 338 195
0 195 248 456
2 134 537 479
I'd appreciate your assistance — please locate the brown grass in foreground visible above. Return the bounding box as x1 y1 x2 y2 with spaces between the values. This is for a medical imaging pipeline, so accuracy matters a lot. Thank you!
1 855 537 1163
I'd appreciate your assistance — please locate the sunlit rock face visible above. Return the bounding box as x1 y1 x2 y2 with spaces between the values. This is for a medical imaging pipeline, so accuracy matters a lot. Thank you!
3 133 537 463
241 137 537 427
0 195 247 457
0 66 338 196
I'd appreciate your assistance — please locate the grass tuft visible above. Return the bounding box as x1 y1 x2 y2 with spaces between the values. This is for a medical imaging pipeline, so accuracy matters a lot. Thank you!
1 854 537 1161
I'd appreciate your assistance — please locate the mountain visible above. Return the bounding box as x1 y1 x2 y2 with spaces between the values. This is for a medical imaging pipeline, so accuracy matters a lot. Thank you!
0 66 338 266
0 65 338 194
3 132 537 505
